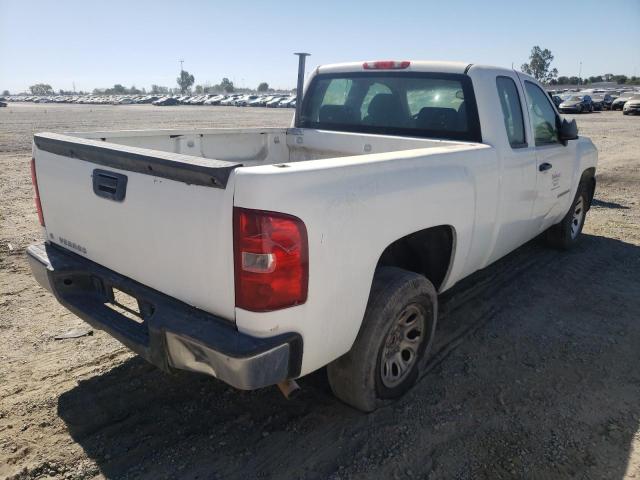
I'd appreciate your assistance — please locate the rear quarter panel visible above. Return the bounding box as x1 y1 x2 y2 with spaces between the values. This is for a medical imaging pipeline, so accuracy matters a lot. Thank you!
232 144 497 375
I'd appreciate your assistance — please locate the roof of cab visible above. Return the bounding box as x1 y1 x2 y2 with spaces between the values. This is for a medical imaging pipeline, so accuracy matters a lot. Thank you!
316 60 472 75
315 61 521 79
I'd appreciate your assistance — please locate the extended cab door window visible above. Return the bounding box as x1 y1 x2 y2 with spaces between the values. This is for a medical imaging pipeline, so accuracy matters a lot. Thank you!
496 76 527 148
523 81 560 146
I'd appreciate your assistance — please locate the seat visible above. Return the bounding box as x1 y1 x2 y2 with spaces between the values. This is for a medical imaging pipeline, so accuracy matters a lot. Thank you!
319 105 356 124
415 107 458 131
363 94 406 127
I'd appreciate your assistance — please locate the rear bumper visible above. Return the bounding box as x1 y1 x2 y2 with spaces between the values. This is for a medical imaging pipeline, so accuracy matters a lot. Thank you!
27 242 302 390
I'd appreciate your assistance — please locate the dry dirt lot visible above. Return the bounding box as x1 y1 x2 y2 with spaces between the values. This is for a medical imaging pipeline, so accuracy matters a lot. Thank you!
1 104 639 480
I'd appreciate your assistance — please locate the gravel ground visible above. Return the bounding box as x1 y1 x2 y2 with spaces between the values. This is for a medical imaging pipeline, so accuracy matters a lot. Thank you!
1 104 639 480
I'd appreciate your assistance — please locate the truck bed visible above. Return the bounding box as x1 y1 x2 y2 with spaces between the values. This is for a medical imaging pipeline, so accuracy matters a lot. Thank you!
58 127 475 166
33 127 483 326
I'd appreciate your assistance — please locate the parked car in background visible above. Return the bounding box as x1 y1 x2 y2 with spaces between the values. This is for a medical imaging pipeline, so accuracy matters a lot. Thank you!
266 95 287 107
590 95 605 111
0 100 7 107
559 95 593 113
623 94 640 115
153 97 179 106
204 95 226 105
551 95 563 107
220 95 241 106
611 92 636 111
235 95 259 106
278 96 296 108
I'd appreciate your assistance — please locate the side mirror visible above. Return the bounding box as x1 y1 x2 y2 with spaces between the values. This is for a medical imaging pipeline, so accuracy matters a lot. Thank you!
559 117 578 145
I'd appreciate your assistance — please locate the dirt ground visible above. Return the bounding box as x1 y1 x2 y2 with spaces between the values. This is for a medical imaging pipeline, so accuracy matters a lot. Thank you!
1 104 639 480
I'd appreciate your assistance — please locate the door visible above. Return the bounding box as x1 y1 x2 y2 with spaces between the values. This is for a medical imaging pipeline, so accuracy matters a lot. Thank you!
521 79 573 232
486 75 539 265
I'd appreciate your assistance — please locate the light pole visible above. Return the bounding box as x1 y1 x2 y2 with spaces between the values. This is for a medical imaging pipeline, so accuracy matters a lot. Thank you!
578 61 582 86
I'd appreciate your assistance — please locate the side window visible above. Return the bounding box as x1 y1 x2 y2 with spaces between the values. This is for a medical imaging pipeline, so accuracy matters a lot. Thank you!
322 78 353 106
496 76 526 148
524 81 559 146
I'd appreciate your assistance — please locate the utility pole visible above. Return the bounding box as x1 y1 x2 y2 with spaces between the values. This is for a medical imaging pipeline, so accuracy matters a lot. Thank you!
179 59 184 93
578 61 582 86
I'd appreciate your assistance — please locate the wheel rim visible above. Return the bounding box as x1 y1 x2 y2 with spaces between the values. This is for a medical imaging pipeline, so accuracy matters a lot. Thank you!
570 196 585 240
380 304 425 388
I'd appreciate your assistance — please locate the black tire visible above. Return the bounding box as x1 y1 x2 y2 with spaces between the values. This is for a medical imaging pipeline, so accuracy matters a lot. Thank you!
546 181 590 249
327 267 437 412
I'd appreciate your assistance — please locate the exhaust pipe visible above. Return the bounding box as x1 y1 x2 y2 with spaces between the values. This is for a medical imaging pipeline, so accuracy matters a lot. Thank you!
277 379 301 399
294 52 310 127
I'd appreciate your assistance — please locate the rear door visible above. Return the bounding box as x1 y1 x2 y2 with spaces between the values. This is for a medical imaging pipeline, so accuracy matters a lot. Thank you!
487 74 538 263
520 79 574 231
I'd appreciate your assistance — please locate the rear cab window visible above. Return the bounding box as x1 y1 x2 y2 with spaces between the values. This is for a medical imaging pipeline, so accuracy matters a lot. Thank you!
299 72 482 142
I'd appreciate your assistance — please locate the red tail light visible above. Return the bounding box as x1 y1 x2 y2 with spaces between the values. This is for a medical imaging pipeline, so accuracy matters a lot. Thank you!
233 207 308 312
30 158 45 226
363 60 410 70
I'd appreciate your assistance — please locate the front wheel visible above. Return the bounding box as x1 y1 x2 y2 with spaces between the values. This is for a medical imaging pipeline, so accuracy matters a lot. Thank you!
327 267 437 412
546 182 589 249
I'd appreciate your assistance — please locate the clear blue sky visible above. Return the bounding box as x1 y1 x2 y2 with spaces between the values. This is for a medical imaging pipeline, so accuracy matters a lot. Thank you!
1 0 639 93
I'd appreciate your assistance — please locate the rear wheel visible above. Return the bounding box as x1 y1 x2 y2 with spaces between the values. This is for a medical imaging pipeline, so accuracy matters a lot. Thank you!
327 267 437 412
546 181 589 249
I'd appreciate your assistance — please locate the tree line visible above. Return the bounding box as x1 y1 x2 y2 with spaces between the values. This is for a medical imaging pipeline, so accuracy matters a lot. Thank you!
10 51 638 97
521 46 640 86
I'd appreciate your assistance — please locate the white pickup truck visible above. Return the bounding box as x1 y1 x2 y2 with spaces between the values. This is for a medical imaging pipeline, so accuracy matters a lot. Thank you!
28 60 597 411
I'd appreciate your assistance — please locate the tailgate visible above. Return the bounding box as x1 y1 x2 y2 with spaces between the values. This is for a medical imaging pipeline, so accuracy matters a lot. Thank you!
33 132 240 321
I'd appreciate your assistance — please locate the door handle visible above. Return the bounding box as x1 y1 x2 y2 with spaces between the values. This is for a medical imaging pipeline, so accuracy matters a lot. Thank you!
539 162 552 172
93 169 128 202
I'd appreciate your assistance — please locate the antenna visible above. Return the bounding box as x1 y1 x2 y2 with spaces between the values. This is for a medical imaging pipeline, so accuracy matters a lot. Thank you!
179 59 184 73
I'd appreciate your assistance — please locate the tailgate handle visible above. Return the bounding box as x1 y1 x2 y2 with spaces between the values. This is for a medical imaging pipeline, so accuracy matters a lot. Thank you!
93 169 128 202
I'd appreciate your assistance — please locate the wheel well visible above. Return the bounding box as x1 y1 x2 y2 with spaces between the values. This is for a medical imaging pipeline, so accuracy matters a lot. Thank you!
376 226 454 290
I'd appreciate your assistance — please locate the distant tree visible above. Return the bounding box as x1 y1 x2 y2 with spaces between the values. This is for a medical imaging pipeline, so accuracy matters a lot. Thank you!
257 82 269 92
556 76 569 85
2 89 9 96
521 46 558 84
29 83 54 95
614 75 628 84
568 76 580 85
151 84 169 94
220 77 234 93
291 87 297 94
603 73 614 82
177 70 195 94
111 84 126 94
195 85 204 94
129 85 141 94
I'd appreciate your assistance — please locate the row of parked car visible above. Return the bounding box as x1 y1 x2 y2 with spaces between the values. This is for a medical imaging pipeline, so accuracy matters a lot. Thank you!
549 89 640 115
151 93 296 108
2 93 297 108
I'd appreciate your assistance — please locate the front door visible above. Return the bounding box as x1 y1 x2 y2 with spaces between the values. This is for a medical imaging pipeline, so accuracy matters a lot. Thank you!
521 79 573 232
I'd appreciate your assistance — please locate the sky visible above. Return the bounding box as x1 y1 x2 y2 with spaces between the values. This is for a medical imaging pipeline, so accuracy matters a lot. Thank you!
1 0 639 93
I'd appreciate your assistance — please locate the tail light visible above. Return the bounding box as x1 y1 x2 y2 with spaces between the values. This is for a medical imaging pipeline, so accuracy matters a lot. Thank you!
30 158 45 226
233 207 308 312
363 60 410 70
